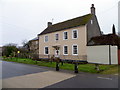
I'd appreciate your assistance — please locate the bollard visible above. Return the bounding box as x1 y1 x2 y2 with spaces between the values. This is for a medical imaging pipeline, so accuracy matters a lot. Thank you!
56 62 59 71
74 63 78 73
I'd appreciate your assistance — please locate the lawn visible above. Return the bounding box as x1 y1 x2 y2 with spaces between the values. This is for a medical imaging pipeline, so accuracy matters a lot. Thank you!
2 57 118 74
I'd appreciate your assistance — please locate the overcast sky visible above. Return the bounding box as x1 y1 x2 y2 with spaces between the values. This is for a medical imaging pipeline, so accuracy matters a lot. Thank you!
0 0 119 46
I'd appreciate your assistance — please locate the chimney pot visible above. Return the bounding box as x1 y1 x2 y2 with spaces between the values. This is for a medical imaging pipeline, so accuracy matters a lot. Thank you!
48 22 52 27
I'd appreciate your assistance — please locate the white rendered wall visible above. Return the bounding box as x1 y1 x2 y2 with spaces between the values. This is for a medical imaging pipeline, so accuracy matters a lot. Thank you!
111 46 118 64
87 45 118 64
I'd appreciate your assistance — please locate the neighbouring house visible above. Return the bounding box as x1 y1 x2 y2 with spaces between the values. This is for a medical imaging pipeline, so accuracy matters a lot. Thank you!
28 37 39 54
24 37 39 55
89 25 120 64
38 4 102 61
88 25 120 48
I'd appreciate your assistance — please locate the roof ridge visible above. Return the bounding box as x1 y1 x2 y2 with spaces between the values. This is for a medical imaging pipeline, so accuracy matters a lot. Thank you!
39 13 93 35
52 13 92 26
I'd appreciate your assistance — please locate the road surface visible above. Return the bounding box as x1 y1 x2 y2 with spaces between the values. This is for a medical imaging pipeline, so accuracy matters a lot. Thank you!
2 60 118 89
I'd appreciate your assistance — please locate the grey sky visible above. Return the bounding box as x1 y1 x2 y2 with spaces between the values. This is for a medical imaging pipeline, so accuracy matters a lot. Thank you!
0 0 119 46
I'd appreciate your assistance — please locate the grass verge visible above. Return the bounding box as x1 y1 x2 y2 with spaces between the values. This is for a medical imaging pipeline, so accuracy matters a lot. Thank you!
2 57 118 74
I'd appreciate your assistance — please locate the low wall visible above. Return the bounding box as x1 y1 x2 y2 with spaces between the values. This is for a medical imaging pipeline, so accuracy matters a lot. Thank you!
39 55 87 61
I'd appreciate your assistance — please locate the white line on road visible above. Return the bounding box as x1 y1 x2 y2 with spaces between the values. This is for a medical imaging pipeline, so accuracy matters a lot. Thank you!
97 77 112 80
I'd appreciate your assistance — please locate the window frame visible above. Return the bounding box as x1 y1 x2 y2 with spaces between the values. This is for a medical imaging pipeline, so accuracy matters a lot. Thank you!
72 29 78 39
44 46 49 55
72 44 78 55
63 31 68 40
63 45 68 55
55 33 59 41
91 20 93 24
44 35 48 42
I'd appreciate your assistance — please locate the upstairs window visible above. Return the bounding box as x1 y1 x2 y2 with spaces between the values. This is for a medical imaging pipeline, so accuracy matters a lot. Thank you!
72 45 78 55
63 46 68 55
72 30 78 39
63 31 68 40
55 34 59 41
44 36 48 42
44 47 49 55
91 20 93 24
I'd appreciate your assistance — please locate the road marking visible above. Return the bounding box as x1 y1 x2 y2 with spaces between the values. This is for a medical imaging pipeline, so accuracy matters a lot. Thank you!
3 71 76 88
97 77 112 80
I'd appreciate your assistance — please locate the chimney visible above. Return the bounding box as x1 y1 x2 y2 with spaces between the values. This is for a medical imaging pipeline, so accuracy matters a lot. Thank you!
91 4 95 15
112 24 116 34
48 22 52 27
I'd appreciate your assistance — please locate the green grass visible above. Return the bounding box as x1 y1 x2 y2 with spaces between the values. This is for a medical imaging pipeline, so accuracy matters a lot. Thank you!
2 57 118 74
100 65 118 74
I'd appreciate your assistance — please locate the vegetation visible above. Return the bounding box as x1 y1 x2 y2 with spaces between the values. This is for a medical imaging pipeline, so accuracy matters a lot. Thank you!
2 42 36 59
2 43 17 57
100 65 118 74
2 57 118 74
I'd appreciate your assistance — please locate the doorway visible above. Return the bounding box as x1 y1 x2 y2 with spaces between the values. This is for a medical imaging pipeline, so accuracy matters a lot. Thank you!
55 50 60 57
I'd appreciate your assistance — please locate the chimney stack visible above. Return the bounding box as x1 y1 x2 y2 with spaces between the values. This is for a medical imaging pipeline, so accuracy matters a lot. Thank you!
91 4 95 15
112 24 116 34
48 22 52 27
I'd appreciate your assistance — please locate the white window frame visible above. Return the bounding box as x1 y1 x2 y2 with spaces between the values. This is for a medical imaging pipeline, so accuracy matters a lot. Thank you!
91 20 93 24
44 35 48 42
44 46 49 55
63 31 68 40
72 29 78 39
55 33 59 41
72 44 78 55
63 45 68 55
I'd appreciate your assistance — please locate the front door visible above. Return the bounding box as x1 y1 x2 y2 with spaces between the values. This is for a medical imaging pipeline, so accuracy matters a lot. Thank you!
55 50 60 57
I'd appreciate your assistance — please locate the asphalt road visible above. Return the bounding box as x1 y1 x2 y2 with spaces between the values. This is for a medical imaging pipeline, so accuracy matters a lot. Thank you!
2 60 48 79
46 73 118 88
2 60 118 88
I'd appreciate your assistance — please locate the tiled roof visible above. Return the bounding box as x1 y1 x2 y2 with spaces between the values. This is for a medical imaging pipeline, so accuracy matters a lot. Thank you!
39 14 93 35
89 34 120 48
30 37 38 41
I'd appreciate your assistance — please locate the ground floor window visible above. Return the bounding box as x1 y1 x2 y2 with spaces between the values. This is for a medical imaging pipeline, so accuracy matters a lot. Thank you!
44 47 49 55
72 45 78 55
63 46 68 55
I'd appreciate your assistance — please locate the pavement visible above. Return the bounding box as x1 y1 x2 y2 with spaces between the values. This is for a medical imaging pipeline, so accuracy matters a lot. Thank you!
3 71 75 88
2 61 76 88
1 60 119 89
